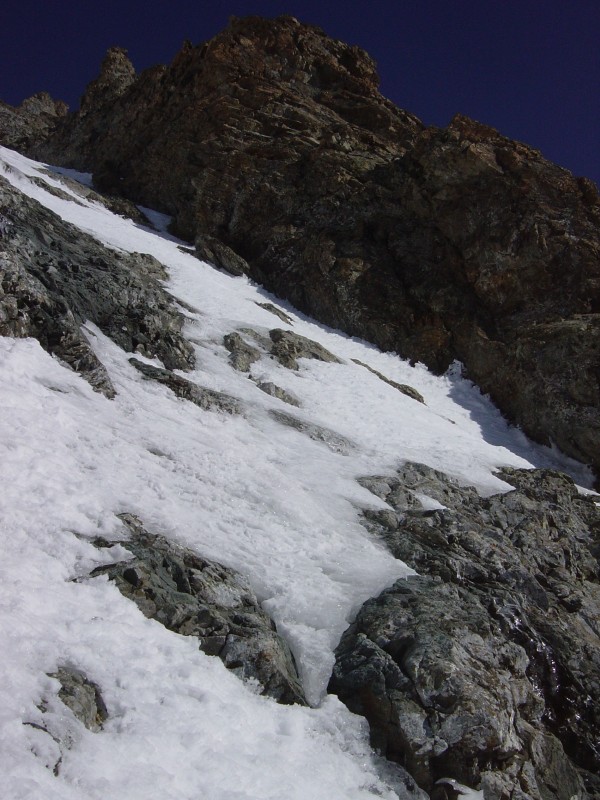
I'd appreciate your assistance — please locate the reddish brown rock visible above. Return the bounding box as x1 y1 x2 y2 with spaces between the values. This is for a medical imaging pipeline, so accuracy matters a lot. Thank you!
0 91 67 152
5 14 600 479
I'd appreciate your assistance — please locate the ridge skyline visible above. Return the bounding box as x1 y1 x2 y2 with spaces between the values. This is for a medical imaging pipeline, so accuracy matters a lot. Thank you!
1 0 598 185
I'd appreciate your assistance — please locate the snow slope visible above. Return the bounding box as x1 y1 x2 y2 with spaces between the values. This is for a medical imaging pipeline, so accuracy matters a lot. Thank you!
0 146 592 800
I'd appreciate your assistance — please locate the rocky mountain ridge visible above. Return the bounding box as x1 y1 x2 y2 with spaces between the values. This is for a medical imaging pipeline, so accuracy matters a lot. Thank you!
1 131 599 799
1 15 600 800
2 14 599 485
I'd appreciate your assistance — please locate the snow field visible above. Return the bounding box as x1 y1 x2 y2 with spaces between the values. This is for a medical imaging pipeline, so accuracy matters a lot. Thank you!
0 146 591 799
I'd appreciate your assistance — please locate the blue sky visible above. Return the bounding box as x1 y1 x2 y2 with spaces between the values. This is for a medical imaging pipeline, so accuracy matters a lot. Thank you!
2 0 598 183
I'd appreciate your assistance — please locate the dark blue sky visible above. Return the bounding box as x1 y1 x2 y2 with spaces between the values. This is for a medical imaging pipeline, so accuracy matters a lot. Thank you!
2 0 599 183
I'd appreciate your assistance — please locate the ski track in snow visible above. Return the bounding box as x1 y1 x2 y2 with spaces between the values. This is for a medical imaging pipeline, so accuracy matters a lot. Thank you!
0 145 591 799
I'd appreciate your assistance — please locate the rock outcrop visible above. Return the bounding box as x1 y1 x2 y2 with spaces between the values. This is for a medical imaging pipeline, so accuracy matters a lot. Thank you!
0 174 193 395
0 92 68 152
269 328 342 370
23 667 108 777
51 668 108 733
92 514 306 705
223 331 261 372
6 14 598 480
330 464 600 798
129 358 241 414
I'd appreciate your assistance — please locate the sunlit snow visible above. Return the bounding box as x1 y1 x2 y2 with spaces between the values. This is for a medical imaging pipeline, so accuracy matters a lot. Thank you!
0 145 592 799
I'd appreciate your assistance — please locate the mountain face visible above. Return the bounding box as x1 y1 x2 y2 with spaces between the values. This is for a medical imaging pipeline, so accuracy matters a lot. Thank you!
6 14 599 485
1 15 600 800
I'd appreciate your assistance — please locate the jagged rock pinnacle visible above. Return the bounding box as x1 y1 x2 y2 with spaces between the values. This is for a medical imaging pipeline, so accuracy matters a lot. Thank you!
79 46 136 114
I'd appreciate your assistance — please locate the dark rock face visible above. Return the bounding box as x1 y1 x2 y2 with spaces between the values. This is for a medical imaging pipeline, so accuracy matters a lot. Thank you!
0 92 68 152
330 464 600 798
1 16 599 792
78 47 136 117
0 175 194 395
196 235 250 277
92 514 306 705
11 14 599 478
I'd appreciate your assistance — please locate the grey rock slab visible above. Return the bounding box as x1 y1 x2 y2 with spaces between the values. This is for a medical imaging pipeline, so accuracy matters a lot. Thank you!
91 514 306 705
238 327 273 350
254 380 300 407
256 302 294 325
331 463 600 797
223 331 261 372
129 358 241 414
269 328 342 370
269 409 353 453
0 175 194 396
51 667 108 732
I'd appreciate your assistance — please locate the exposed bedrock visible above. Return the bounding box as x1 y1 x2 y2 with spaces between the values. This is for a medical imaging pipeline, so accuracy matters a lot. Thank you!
92 514 306 705
0 175 193 395
330 464 600 798
8 14 599 479
0 92 68 153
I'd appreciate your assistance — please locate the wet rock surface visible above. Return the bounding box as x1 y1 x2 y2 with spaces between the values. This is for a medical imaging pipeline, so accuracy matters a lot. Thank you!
330 463 600 797
0 175 193 394
91 514 306 705
16 14 599 479
129 358 241 414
